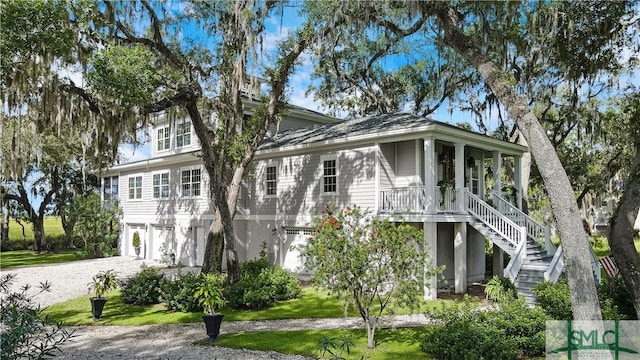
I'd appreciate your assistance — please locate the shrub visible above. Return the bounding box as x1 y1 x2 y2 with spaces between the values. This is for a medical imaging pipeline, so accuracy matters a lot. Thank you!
1 273 74 359
160 272 204 313
227 259 301 310
531 279 572 320
121 268 165 305
597 275 637 320
533 276 638 320
421 297 546 360
484 275 518 303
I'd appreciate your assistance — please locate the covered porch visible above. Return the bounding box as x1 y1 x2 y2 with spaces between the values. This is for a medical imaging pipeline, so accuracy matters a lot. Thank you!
376 136 526 215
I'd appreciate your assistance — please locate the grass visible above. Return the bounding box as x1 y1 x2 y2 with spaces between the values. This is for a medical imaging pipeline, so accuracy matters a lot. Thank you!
7 216 64 241
204 327 430 360
590 236 640 258
0 250 83 269
43 286 459 326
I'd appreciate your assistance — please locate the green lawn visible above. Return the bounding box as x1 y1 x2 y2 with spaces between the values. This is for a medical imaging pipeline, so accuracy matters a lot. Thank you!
43 287 460 326
0 250 83 269
207 327 429 360
7 217 64 241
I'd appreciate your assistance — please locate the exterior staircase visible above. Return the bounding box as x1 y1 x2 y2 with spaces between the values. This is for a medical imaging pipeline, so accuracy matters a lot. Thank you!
466 190 565 304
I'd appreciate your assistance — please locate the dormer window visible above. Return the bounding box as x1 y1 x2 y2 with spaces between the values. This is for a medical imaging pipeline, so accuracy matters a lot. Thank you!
157 127 170 151
176 122 191 148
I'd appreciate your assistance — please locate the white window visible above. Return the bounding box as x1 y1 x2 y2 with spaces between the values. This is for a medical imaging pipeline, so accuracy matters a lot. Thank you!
128 175 142 200
181 168 201 197
153 172 169 199
176 122 191 148
322 156 338 194
157 127 170 151
265 165 277 196
103 176 119 202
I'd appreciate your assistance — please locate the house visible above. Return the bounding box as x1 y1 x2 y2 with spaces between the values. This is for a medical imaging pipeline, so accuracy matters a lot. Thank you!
103 107 566 301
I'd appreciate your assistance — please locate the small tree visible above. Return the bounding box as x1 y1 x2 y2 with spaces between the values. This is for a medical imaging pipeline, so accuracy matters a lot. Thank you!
72 194 121 258
303 205 440 348
0 273 74 359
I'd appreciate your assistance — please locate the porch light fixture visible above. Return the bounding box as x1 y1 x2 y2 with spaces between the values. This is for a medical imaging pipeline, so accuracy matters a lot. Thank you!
271 227 277 235
467 156 475 168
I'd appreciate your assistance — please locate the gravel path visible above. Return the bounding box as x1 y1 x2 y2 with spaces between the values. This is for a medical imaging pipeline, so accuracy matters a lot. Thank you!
1 256 432 359
0 256 166 308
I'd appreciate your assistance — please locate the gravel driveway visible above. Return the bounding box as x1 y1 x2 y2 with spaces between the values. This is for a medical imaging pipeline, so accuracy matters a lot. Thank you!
1 256 166 308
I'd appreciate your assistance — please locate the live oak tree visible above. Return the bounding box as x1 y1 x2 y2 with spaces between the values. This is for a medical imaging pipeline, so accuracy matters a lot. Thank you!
306 0 638 321
607 92 640 316
1 0 336 282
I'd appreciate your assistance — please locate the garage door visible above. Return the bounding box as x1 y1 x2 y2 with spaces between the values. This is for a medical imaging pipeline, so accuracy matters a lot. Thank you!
282 228 313 273
150 226 174 261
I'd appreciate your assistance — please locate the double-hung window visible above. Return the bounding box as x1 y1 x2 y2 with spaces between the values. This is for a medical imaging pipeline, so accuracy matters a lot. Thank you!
103 176 119 202
322 156 337 194
128 176 142 200
176 122 191 148
153 172 169 199
181 168 201 197
157 127 170 151
265 165 277 196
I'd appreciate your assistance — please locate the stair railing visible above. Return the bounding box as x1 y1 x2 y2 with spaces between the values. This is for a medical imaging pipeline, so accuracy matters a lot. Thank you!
491 191 555 255
504 226 528 282
467 191 524 250
544 245 565 282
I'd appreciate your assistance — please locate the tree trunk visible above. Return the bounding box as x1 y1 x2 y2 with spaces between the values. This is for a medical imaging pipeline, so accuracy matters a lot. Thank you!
432 3 602 321
202 212 224 274
608 142 640 316
365 318 376 349
32 216 45 252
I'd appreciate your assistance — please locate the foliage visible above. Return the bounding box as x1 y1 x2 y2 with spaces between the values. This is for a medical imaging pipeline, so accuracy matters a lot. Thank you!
72 194 121 258
131 232 140 248
4 217 66 251
87 269 118 299
227 258 301 310
597 275 637 320
533 277 637 320
0 273 74 360
120 268 165 305
160 272 204 313
315 333 357 360
194 273 227 314
303 205 439 348
421 297 546 359
484 275 518 303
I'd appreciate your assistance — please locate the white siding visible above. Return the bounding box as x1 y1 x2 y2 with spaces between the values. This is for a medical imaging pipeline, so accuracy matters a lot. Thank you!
247 145 377 217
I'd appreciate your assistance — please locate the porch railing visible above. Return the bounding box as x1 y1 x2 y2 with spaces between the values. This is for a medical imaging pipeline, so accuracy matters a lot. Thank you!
491 191 554 254
380 186 425 213
467 191 524 251
379 186 465 213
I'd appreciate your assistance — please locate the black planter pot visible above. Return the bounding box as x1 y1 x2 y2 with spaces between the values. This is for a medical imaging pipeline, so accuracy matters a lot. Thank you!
90 297 108 320
202 313 224 342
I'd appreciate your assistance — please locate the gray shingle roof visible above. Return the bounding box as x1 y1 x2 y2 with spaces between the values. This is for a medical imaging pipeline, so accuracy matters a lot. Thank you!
259 112 435 150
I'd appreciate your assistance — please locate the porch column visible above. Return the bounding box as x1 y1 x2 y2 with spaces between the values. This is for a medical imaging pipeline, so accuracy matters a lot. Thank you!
423 136 436 213
492 151 502 198
424 221 438 300
479 153 485 200
375 143 380 213
514 155 522 210
454 222 467 293
493 244 504 277
454 143 465 211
